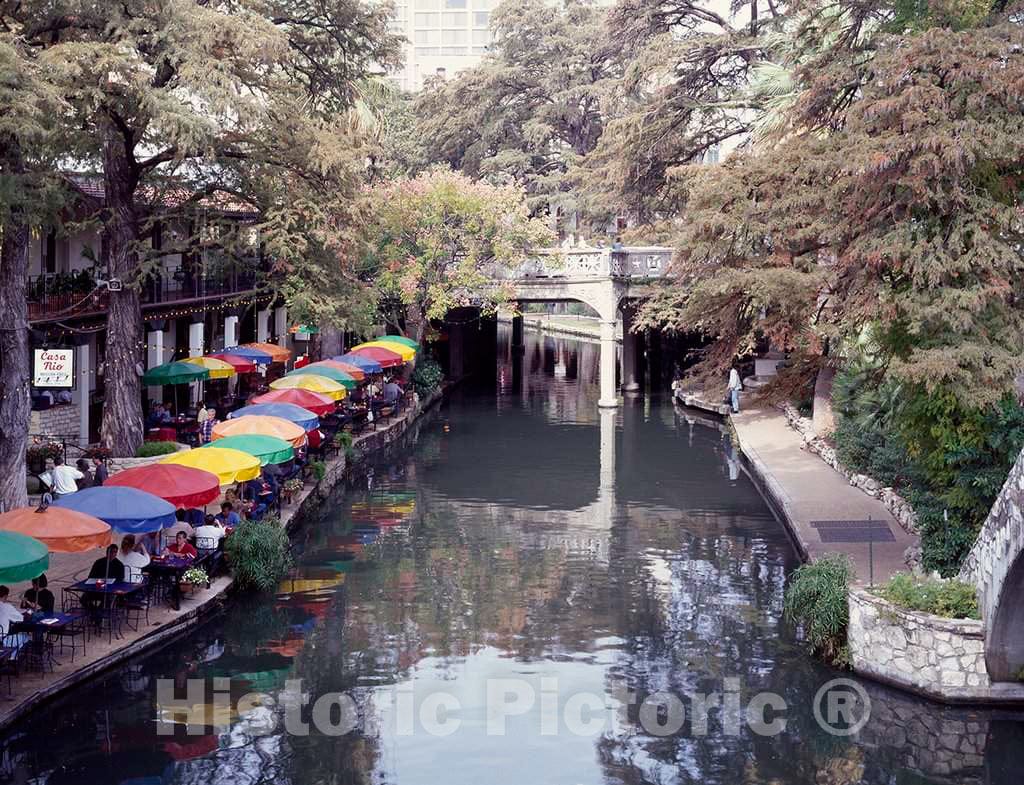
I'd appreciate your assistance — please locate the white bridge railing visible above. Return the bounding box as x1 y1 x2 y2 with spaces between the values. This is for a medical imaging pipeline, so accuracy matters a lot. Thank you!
498 246 673 280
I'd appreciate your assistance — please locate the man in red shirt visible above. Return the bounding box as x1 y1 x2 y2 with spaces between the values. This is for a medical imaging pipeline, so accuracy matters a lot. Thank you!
167 531 198 559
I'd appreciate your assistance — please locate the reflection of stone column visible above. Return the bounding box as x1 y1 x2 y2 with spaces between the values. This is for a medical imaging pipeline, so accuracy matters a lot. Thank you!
449 321 464 379
511 308 525 355
621 304 641 392
595 407 617 529
598 319 618 407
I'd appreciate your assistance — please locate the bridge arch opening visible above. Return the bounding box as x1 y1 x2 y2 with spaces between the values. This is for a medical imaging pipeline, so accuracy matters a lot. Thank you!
987 551 1024 681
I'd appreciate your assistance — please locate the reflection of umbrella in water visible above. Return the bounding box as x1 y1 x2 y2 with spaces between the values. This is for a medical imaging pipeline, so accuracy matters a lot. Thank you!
44 749 173 785
162 734 219 761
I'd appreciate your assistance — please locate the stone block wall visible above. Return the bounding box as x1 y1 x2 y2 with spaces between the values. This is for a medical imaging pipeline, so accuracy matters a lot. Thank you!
29 404 80 441
107 443 189 474
848 589 991 701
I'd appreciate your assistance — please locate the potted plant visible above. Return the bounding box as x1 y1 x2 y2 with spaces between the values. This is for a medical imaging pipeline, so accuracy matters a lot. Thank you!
282 478 303 504
26 442 63 474
181 566 210 592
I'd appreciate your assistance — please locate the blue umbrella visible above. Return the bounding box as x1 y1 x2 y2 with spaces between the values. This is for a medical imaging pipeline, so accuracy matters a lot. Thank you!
229 403 320 431
221 346 274 364
334 353 382 374
53 486 177 534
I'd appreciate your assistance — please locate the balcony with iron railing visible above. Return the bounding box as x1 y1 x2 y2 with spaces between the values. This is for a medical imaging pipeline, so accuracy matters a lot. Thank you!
28 258 266 323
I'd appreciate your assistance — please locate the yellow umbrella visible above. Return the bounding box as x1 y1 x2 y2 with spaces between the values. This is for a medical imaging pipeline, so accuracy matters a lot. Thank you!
212 414 308 448
352 340 416 362
161 447 262 485
270 373 347 401
183 356 237 380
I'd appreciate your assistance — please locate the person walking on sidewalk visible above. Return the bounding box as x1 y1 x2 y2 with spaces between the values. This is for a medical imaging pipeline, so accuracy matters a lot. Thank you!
728 365 742 414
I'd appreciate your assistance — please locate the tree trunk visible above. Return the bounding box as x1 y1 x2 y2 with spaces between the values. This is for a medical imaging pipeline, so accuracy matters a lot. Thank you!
320 325 343 359
99 127 145 457
0 206 31 511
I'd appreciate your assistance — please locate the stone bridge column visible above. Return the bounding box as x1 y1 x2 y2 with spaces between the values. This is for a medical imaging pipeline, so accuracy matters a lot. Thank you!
598 319 618 408
621 304 641 393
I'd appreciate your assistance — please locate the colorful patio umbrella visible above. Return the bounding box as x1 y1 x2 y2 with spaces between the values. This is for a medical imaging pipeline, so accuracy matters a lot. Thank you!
252 389 335 416
318 360 365 381
241 342 291 363
206 353 257 373
286 363 357 389
54 486 177 534
212 414 308 448
105 464 221 509
206 434 294 466
375 335 419 349
142 361 210 386
162 446 262 485
352 340 416 362
0 506 111 553
231 402 320 431
334 353 383 374
221 345 274 364
182 356 236 379
0 532 48 582
348 345 404 368
270 373 347 401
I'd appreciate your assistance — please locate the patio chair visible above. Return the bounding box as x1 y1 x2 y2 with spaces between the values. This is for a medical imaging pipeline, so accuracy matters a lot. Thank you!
48 615 88 663
122 583 152 632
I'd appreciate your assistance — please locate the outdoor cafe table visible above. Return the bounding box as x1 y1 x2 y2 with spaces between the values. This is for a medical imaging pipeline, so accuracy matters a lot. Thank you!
11 612 85 668
144 553 204 610
64 579 147 606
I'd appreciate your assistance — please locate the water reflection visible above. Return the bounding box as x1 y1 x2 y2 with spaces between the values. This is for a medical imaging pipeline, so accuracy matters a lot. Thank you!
1 328 1023 784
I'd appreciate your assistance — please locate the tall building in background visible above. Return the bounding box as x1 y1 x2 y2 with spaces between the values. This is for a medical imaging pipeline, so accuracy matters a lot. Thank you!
389 0 498 91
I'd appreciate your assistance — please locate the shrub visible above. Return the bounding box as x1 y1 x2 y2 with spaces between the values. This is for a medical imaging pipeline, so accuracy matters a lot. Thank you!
135 441 179 457
875 572 979 619
181 566 209 586
784 554 853 667
333 430 355 459
411 356 443 398
310 460 326 481
224 516 293 592
27 442 64 463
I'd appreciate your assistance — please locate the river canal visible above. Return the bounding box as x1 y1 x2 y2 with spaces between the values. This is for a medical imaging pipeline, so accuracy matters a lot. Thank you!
1 328 1022 784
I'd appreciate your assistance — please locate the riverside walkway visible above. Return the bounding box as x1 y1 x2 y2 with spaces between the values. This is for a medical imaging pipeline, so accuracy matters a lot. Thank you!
679 395 918 586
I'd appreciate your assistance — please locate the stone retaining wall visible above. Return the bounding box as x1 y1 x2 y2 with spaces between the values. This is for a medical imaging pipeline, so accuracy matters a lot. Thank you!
847 589 993 701
29 404 80 441
107 443 190 474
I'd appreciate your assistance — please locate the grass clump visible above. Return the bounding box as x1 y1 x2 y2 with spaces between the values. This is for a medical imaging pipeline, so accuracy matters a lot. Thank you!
875 572 979 619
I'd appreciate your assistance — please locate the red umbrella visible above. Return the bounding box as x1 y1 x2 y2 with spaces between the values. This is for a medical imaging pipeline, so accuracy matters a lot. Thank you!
349 345 403 368
252 388 335 416
106 464 221 509
207 353 257 374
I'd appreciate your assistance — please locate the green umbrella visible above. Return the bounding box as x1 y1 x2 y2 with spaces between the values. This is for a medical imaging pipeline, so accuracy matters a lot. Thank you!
0 531 49 583
143 361 210 386
202 434 294 466
376 335 419 349
286 365 357 390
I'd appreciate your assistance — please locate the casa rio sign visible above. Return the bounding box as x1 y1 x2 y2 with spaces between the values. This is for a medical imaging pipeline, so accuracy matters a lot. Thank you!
33 348 75 388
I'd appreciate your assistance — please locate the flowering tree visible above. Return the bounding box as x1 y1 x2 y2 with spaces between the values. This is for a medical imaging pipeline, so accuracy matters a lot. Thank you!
360 168 553 344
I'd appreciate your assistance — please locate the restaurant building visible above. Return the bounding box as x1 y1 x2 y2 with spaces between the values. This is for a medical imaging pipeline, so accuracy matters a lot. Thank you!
27 175 296 446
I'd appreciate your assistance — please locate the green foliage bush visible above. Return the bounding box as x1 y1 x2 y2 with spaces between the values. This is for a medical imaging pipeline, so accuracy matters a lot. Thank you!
784 554 853 667
135 441 179 457
310 460 326 481
876 572 979 619
224 516 293 592
832 358 1024 576
412 356 443 398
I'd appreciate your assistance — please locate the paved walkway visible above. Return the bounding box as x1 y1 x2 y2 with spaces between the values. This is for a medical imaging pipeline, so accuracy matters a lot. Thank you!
693 398 918 586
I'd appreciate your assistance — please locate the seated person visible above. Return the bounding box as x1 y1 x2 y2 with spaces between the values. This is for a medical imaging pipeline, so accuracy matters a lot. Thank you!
165 508 195 541
146 403 167 428
167 531 198 560
21 574 55 616
120 534 151 583
383 379 402 404
195 515 226 547
214 502 242 527
89 544 126 582
0 586 28 650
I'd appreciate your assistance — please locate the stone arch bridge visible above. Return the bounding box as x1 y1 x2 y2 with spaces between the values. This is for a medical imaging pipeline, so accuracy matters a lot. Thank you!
959 449 1024 683
493 246 673 408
